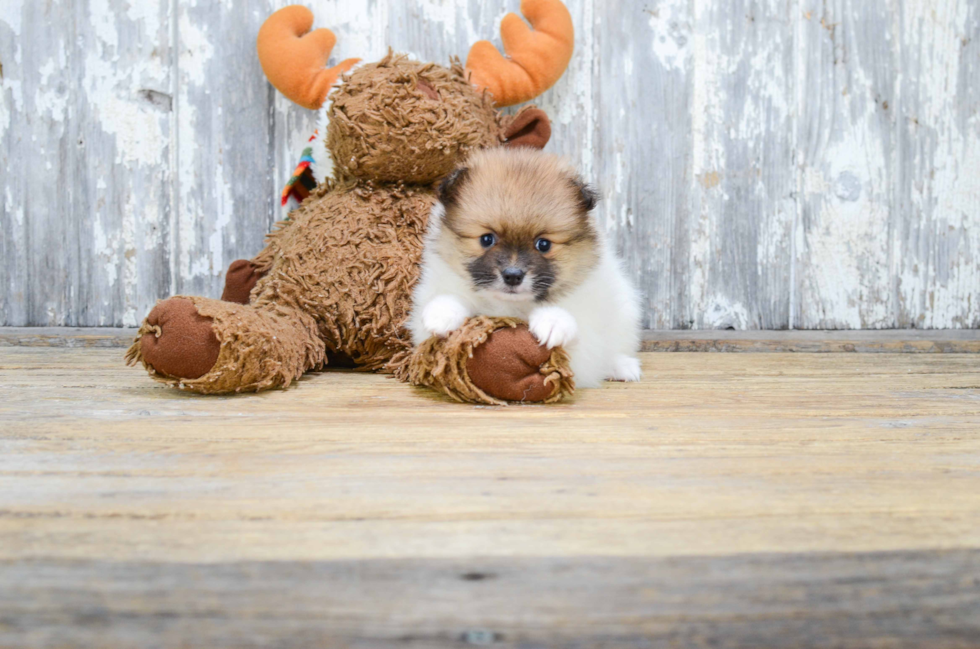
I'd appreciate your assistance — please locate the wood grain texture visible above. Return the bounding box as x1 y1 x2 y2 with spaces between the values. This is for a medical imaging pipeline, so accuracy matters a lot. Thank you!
2 552 978 648
894 0 980 328
2 0 979 328
0 1 70 327
174 0 275 299
0 0 173 327
3 326 980 352
594 0 688 329
692 0 796 330
796 0 898 328
640 327 980 352
1 347 979 645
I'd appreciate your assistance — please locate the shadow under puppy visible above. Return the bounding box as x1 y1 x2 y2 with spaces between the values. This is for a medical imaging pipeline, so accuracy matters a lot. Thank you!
409 148 642 388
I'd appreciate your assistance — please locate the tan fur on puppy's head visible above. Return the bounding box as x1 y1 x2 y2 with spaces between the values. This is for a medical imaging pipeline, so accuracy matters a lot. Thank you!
436 148 599 302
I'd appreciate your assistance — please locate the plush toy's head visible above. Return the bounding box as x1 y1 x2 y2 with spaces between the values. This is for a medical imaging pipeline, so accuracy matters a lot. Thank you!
257 1 574 185
326 55 503 184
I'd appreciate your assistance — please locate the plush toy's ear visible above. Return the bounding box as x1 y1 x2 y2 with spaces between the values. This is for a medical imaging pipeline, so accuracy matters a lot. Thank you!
504 107 551 150
437 167 469 207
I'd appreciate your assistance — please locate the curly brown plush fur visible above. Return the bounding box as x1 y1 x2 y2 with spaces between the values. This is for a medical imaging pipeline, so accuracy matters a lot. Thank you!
251 175 431 372
407 317 574 406
127 54 573 402
328 56 502 184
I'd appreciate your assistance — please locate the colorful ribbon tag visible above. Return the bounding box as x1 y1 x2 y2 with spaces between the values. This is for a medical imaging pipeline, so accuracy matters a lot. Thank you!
281 129 320 209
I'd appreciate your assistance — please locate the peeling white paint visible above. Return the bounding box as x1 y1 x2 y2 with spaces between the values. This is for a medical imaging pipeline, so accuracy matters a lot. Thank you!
689 30 724 178
307 0 391 63
603 149 630 232
176 2 211 284
92 216 120 289
534 0 593 159
5 186 23 226
311 103 334 186
122 0 161 28
120 192 139 327
177 91 200 281
206 171 234 277
415 0 459 38
0 76 23 142
34 59 68 121
89 0 121 53
2 0 979 328
897 0 980 329
578 0 595 184
0 82 11 142
795 0 898 329
803 127 892 329
648 0 691 72
0 1 23 35
703 296 751 330
81 0 169 168
177 11 213 86
688 14 726 322
83 55 168 165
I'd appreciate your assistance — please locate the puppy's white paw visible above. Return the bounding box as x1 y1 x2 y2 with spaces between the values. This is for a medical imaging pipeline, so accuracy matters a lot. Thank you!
608 354 642 382
529 306 578 349
422 295 471 337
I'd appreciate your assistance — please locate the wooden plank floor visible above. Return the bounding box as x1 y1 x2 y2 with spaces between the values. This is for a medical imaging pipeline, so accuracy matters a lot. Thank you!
4 326 980 352
1 344 979 647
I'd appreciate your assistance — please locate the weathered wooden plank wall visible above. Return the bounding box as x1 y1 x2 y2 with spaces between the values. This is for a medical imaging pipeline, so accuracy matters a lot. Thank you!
1 0 978 329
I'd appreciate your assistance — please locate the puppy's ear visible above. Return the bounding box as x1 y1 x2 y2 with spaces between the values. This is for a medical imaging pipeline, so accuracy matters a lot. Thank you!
438 167 469 208
570 177 599 212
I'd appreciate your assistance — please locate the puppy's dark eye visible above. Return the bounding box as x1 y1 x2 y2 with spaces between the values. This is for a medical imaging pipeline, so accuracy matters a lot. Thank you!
480 233 497 248
535 238 552 253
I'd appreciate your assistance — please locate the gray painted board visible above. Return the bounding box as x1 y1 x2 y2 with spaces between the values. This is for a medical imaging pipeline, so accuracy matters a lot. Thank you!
2 552 978 647
1 0 978 328
796 0 898 329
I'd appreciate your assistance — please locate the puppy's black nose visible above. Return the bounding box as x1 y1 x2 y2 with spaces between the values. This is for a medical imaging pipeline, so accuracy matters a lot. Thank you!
501 268 525 286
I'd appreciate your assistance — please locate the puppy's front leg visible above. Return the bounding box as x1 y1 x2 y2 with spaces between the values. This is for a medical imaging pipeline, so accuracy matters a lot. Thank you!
529 306 578 349
609 354 643 382
421 295 472 338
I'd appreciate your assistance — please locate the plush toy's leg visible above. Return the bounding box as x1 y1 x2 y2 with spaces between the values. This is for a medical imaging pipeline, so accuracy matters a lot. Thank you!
403 316 574 405
126 296 324 394
218 260 362 369
221 259 265 304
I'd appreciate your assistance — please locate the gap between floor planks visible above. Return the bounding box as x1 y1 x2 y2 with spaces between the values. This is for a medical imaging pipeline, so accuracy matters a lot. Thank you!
1 327 979 352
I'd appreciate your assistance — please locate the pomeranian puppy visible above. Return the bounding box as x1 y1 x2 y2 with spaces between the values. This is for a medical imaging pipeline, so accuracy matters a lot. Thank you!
409 148 642 388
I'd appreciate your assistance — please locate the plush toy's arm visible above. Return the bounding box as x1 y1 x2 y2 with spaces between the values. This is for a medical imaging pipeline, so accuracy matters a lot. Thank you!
400 317 574 406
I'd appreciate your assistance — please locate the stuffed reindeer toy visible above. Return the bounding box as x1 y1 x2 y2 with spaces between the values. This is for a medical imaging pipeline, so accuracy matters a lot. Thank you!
127 0 577 404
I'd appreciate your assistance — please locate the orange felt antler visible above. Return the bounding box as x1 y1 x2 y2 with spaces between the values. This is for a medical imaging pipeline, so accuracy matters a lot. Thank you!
465 0 574 107
256 5 360 110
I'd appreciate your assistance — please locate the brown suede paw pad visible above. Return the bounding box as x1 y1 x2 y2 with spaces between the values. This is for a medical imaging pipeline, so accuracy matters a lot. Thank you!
466 325 555 402
138 297 220 380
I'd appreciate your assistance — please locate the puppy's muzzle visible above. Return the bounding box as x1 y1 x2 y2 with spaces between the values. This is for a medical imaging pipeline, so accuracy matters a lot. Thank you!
501 267 526 287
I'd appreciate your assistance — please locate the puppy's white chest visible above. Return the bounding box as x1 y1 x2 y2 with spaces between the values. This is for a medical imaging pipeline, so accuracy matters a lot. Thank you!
473 297 534 321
